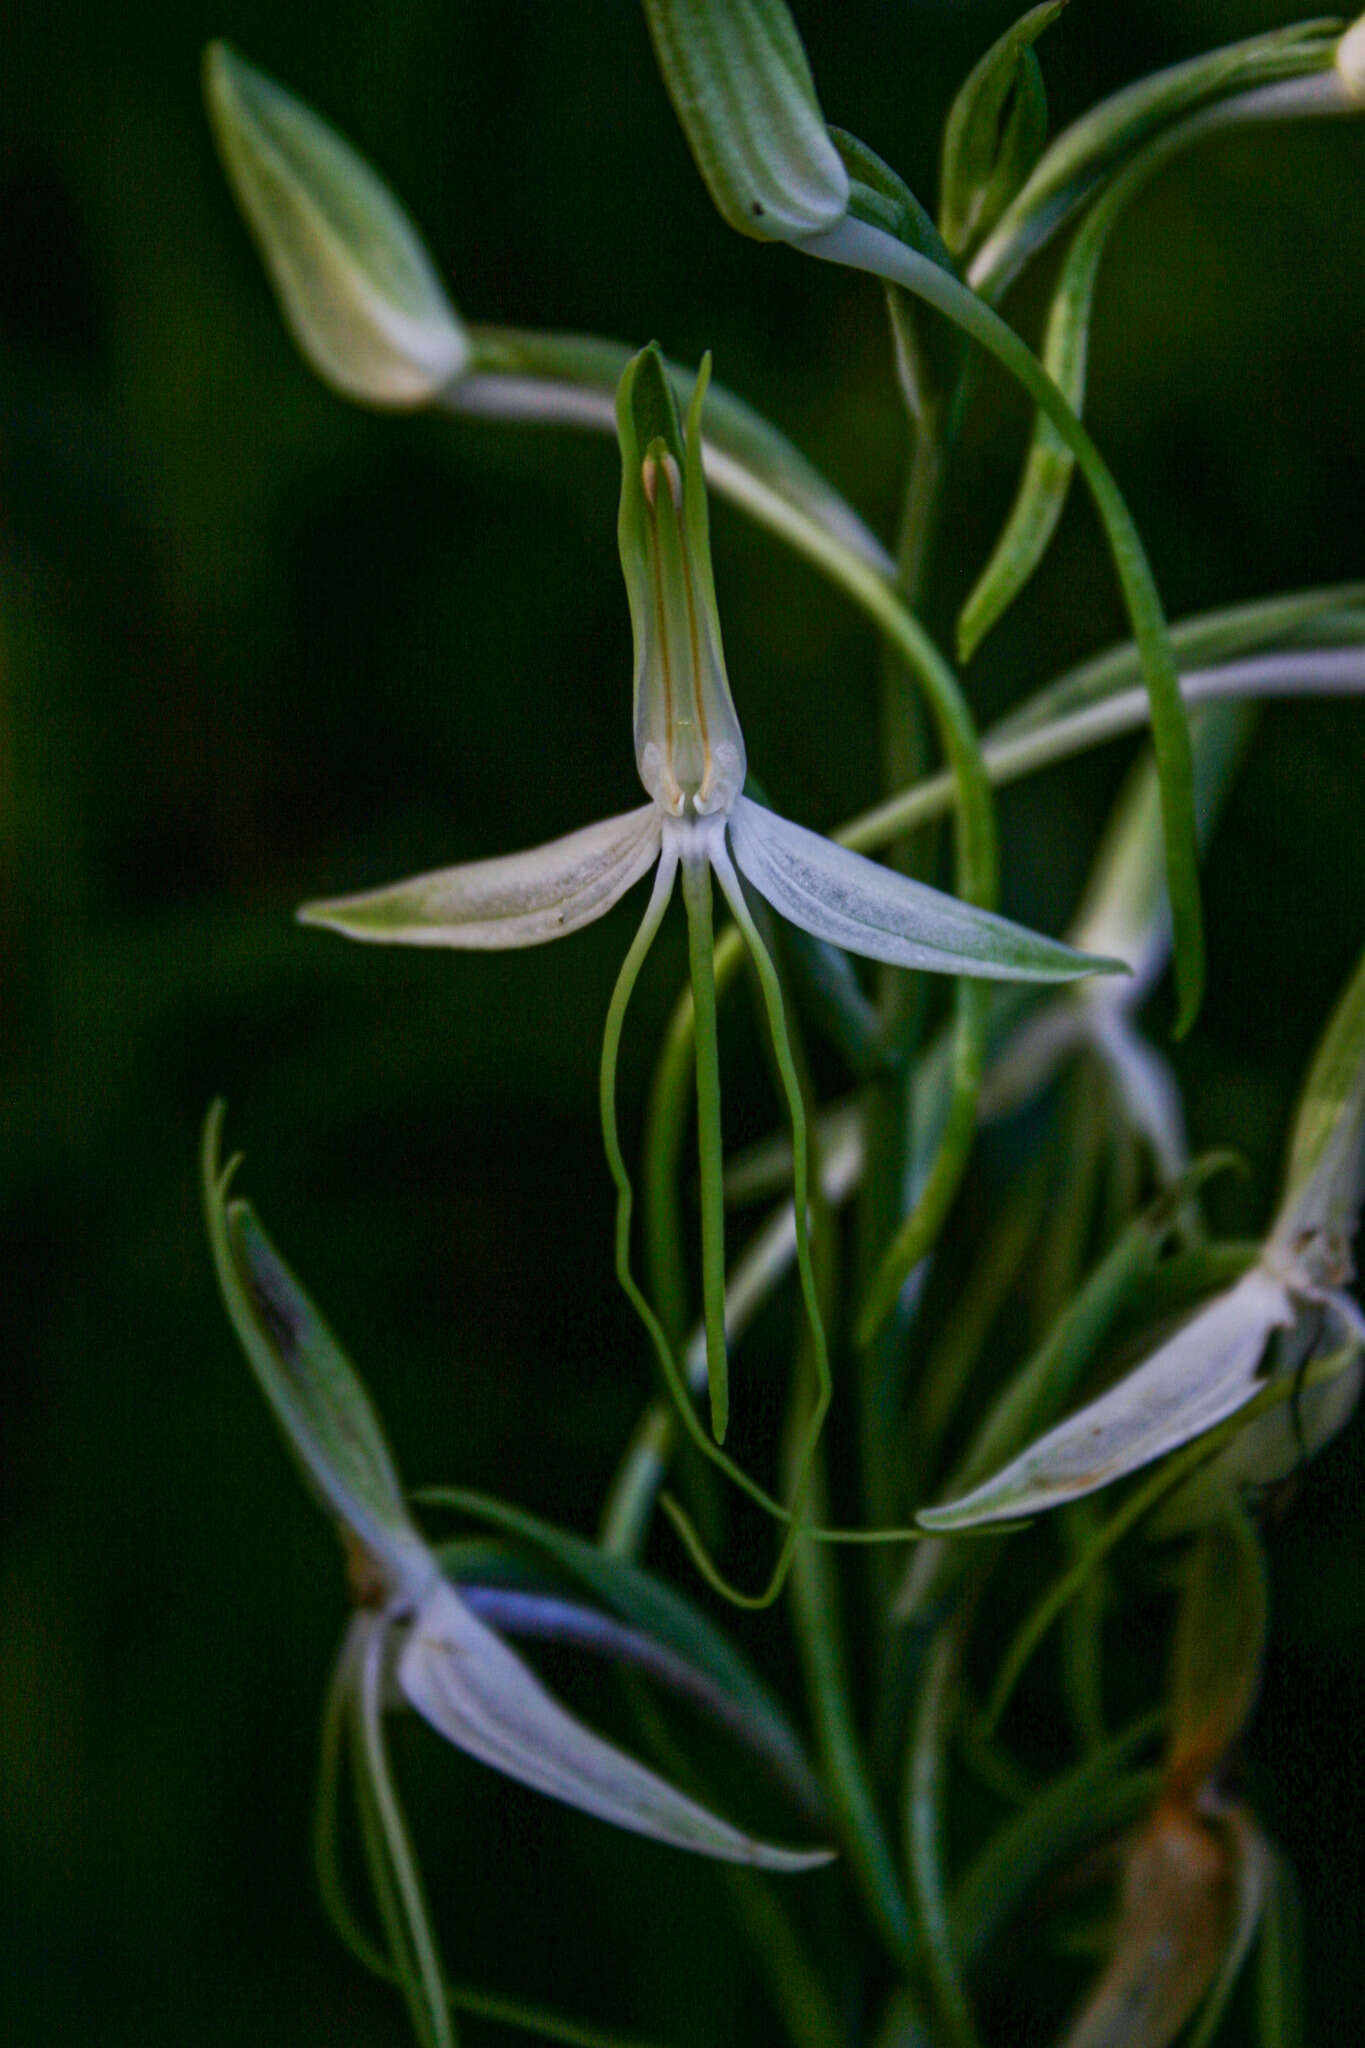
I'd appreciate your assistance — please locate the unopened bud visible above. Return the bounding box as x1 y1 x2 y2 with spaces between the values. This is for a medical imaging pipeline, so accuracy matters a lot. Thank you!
204 43 469 405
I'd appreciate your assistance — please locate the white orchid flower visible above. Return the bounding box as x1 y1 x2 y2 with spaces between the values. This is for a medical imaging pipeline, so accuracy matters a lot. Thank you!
920 941 1365 1532
297 344 1118 1603
202 1106 834 2042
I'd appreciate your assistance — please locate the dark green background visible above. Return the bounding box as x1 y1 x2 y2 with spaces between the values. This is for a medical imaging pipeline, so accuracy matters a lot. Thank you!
3 2 1363 2041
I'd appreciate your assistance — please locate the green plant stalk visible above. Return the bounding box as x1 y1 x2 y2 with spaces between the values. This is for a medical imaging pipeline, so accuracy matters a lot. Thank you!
683 857 732 1441
905 1620 982 2048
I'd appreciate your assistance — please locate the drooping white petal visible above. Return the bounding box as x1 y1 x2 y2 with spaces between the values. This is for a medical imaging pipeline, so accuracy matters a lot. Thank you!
397 1582 832 1869
919 1266 1295 1530
299 805 663 948
728 795 1122 983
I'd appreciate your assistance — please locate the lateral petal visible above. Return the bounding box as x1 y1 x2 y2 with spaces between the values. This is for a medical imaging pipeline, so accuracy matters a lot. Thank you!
729 795 1122 983
397 1582 832 1870
299 805 662 948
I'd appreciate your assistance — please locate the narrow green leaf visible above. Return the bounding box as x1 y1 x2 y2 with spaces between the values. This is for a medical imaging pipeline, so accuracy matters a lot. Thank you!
961 52 1360 659
905 1623 982 2048
802 214 1205 1031
951 1717 1163 1966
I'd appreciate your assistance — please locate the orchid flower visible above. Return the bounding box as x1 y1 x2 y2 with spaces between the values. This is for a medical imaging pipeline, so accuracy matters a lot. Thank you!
919 938 1365 1533
298 343 1117 1596
202 1107 831 2046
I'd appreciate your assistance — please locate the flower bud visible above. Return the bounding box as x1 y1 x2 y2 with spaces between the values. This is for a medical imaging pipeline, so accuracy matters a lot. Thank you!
204 43 469 405
641 0 848 242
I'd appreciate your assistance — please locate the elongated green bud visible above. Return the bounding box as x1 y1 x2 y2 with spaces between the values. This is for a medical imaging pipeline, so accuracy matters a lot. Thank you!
204 43 469 405
617 345 746 818
641 0 849 241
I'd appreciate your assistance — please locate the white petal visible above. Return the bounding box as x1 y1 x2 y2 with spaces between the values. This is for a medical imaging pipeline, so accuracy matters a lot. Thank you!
397 1582 831 1869
299 805 662 948
919 1267 1296 1529
729 796 1120 983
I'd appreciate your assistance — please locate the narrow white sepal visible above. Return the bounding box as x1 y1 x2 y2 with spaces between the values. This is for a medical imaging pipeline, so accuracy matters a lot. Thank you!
728 795 1121 983
299 805 663 949
397 1582 832 1868
919 1266 1295 1529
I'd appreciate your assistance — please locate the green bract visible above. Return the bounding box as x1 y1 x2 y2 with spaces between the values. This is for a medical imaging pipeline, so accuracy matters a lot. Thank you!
640 0 849 239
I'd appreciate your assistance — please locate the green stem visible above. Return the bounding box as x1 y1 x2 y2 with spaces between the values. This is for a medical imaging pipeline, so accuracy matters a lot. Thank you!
682 855 731 1442
663 844 833 1609
356 1621 454 2048
905 1620 982 2048
599 846 793 1532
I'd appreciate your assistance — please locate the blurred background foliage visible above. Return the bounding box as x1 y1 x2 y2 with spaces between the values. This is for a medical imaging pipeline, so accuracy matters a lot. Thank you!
2 2 1363 2042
